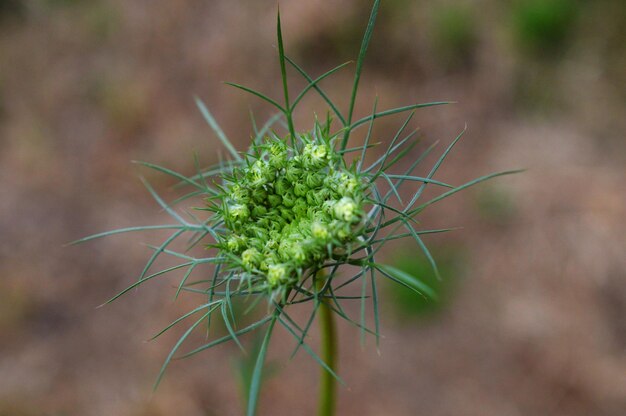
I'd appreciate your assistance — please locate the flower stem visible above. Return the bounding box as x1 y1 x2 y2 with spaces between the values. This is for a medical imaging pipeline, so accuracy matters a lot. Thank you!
318 286 337 416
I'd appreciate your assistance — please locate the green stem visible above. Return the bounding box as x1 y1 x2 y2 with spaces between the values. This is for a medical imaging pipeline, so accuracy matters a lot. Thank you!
318 288 337 416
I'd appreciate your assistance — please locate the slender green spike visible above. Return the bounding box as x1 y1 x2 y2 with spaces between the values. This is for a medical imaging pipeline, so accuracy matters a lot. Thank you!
360 264 368 346
67 225 187 246
408 170 524 217
368 197 419 225
380 172 403 204
100 262 194 306
383 175 454 188
174 262 197 299
247 314 278 416
149 302 219 341
332 269 366 292
193 151 211 192
132 160 212 193
221 301 245 352
325 283 349 320
358 97 378 173
366 247 380 350
342 0 381 150
285 55 347 125
254 112 283 146
379 140 439 205
180 315 274 359
374 170 522 231
367 227 461 245
181 160 244 187
184 229 209 252
154 308 214 391
170 190 205 206
206 264 222 334
349 102 451 132
243 292 265 315
291 61 352 111
145 246 193 261
137 228 185 283
365 128 418 175
176 287 209 295
225 275 239 327
276 8 296 142
288 293 368 305
338 142 379 155
374 263 438 301
324 302 378 336
224 82 286 114
140 176 188 225
406 127 466 211
404 221 441 280
379 139 419 174
277 316 345 386
274 305 305 336
249 109 259 139
183 213 218 246
195 96 242 161
290 299 321 359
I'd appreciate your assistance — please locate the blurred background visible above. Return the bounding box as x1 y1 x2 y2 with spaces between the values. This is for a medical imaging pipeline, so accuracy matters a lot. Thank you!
1 0 625 415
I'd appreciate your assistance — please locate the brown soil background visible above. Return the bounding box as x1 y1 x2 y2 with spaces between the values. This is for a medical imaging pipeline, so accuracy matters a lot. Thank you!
1 1 625 415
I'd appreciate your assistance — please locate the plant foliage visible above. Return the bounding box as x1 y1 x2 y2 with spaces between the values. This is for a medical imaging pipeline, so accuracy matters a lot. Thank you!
73 1 519 414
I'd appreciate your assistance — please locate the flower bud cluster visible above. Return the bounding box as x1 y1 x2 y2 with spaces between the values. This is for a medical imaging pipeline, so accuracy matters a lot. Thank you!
217 135 366 289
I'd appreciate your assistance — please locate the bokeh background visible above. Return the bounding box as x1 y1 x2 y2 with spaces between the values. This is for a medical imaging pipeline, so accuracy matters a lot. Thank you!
1 0 625 415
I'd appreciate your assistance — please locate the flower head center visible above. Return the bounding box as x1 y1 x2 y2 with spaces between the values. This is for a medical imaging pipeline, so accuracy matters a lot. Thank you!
218 135 366 289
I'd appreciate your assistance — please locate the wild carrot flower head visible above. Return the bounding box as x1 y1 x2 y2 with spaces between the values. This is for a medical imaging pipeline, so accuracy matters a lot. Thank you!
74 2 517 413
215 131 366 294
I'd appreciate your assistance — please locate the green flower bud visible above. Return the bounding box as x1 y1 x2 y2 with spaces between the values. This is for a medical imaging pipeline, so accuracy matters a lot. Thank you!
306 190 318 205
311 221 330 241
267 264 291 287
248 225 268 240
331 219 352 241
280 207 295 222
251 205 268 218
285 166 302 183
267 193 282 207
265 238 279 252
279 238 307 264
338 173 360 196
291 245 307 264
333 197 359 223
269 141 288 168
274 177 289 196
247 237 264 251
229 184 250 203
251 187 268 203
293 182 308 197
282 190 296 208
305 172 324 188
228 203 250 223
249 160 270 186
241 248 263 270
255 217 271 230
259 253 279 272
226 235 247 253
302 143 329 168
296 218 312 235
268 213 286 229
293 200 308 218
306 189 329 207
322 200 336 216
